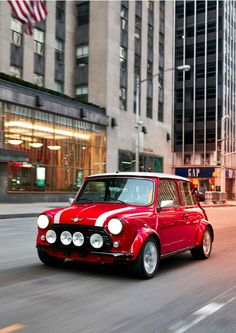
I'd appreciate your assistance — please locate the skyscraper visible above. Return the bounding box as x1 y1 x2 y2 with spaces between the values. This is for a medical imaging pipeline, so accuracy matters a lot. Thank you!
0 1 175 202
174 0 236 199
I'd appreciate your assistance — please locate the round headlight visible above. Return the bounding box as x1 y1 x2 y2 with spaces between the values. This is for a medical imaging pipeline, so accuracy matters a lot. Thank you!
73 232 84 247
46 230 57 244
60 231 72 245
107 218 123 235
90 233 103 249
37 215 50 229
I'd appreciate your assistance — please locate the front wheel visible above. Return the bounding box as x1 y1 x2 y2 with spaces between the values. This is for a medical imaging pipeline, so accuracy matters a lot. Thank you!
191 227 213 259
130 237 159 279
37 249 65 266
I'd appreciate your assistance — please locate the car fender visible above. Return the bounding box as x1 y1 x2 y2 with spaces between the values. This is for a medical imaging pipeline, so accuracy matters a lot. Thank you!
129 227 160 260
195 220 214 246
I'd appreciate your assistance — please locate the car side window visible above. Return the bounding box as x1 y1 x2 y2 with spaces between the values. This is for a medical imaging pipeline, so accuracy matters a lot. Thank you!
157 180 180 208
179 181 197 206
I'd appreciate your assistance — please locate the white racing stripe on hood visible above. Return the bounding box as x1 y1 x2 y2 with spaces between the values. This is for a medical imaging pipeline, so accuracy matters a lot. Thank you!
54 207 72 224
95 207 135 227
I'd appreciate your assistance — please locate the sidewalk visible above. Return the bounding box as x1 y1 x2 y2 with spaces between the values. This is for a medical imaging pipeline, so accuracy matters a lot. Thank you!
202 200 236 208
0 202 68 219
0 200 236 219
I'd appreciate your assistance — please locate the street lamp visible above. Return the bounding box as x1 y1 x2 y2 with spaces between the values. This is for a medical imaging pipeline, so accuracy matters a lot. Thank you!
220 114 230 193
135 64 191 172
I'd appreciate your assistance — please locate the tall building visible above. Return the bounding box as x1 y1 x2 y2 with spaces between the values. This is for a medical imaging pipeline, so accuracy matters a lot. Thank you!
174 0 236 199
0 0 175 202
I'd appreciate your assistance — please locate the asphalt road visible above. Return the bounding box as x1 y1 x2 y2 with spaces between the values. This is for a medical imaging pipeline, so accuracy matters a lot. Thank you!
0 207 236 333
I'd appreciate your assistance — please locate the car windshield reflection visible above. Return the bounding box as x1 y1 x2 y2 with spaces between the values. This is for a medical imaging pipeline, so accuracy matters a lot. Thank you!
75 177 154 206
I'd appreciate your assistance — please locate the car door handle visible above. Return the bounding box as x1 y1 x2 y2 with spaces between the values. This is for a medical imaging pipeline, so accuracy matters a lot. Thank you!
184 214 189 218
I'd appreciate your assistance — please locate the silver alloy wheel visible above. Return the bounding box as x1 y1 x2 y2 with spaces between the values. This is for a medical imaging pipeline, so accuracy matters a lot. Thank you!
202 229 212 256
143 240 158 275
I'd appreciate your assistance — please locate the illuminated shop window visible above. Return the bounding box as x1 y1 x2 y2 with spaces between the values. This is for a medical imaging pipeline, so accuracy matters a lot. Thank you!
2 103 106 192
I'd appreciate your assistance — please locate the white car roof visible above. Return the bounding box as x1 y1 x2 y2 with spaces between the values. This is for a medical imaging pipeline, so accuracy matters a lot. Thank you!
87 172 190 182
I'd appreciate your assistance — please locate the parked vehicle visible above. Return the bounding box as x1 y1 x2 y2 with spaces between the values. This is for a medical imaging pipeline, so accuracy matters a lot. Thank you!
36 172 214 279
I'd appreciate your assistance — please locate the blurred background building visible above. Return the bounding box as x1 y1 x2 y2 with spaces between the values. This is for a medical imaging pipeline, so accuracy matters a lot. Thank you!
0 0 175 202
174 0 236 199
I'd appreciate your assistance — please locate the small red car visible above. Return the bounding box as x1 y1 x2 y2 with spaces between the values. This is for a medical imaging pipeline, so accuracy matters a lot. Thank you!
36 172 213 279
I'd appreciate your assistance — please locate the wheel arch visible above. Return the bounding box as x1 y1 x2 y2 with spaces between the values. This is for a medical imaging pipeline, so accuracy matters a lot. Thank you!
196 222 214 246
129 228 161 260
206 223 214 242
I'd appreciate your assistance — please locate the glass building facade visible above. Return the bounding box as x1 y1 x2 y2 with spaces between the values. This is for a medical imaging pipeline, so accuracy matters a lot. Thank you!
174 0 236 199
0 101 106 192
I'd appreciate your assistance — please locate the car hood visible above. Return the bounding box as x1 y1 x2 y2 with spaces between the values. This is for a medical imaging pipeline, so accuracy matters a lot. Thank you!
46 203 142 227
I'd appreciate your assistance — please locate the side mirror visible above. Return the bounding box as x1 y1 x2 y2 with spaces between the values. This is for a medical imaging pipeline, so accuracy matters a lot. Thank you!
69 197 74 205
160 199 174 208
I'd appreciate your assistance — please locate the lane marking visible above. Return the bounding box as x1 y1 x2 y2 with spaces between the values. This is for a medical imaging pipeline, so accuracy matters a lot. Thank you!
0 324 25 333
169 297 236 333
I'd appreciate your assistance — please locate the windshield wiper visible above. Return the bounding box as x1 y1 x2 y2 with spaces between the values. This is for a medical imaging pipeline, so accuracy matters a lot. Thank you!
76 198 96 203
109 198 126 204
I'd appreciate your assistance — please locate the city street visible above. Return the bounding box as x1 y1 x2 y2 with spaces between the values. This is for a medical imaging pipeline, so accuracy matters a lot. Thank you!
0 207 236 333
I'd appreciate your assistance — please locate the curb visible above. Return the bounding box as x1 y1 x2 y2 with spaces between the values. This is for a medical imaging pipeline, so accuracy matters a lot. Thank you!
0 213 39 219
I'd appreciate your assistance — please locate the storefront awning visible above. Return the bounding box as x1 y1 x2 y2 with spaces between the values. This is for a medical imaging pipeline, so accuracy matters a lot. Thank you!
0 148 28 162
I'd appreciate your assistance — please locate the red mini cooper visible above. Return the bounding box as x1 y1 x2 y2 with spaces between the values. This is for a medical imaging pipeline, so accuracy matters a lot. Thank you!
36 172 213 279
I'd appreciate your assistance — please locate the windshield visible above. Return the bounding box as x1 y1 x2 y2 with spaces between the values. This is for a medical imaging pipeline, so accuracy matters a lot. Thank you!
75 177 154 206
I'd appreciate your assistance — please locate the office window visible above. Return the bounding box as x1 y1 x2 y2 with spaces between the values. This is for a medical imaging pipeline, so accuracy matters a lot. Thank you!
55 81 64 93
56 2 65 22
76 44 89 66
119 87 127 111
176 4 184 18
207 40 216 55
196 43 205 57
10 18 22 47
207 20 216 34
158 101 164 122
55 39 64 63
147 97 152 119
197 23 205 35
76 85 88 96
135 16 142 40
147 0 153 11
148 24 153 48
77 2 89 26
197 1 205 14
121 5 128 31
33 29 44 55
120 46 127 69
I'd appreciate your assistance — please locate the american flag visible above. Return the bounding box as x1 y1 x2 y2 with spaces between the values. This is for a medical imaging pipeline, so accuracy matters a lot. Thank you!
8 0 48 35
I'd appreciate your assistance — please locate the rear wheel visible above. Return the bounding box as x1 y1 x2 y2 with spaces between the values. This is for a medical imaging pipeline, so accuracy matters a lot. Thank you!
37 249 65 266
130 237 159 279
191 227 212 259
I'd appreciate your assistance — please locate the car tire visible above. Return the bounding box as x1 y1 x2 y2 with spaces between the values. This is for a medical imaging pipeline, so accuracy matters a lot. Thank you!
130 237 159 279
37 249 65 266
191 227 213 259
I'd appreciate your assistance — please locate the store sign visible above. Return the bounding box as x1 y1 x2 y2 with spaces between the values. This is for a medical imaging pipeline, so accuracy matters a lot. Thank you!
175 167 215 178
36 167 46 187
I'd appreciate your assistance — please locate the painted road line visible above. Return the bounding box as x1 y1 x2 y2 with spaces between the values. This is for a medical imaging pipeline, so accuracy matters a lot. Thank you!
0 324 25 333
169 297 236 333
